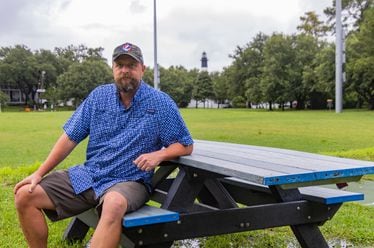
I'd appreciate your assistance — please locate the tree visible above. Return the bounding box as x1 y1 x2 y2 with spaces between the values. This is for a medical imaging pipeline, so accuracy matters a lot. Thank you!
0 90 9 112
192 71 214 108
0 45 39 105
33 50 59 107
54 44 106 63
324 0 373 33
0 44 110 107
245 77 263 107
159 66 194 108
297 11 329 38
348 57 374 109
211 71 229 108
313 42 336 98
290 34 320 109
346 7 374 109
34 49 60 86
56 60 112 107
142 67 154 87
228 33 268 101
231 96 246 108
261 33 295 110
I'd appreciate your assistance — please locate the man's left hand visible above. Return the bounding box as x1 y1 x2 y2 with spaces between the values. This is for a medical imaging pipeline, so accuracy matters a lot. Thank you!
134 152 162 171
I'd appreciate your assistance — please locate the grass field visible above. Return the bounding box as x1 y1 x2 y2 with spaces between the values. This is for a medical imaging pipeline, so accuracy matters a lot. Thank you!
1 109 373 247
1 109 374 168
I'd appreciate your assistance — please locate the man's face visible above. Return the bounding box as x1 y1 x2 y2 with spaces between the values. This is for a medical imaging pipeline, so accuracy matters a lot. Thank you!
113 55 145 93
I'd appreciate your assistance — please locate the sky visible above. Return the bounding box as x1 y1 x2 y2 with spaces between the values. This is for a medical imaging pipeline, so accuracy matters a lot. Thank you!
0 0 333 72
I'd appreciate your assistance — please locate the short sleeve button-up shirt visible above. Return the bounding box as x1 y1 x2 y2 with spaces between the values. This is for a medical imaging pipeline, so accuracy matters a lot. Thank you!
63 82 193 198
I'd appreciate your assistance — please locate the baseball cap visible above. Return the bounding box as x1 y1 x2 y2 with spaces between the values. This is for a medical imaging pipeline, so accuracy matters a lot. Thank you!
112 42 143 64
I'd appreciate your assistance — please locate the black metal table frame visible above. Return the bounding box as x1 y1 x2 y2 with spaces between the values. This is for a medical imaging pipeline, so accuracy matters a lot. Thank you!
64 162 342 248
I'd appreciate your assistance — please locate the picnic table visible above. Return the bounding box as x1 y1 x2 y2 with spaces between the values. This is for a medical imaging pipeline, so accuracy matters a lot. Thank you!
64 140 374 248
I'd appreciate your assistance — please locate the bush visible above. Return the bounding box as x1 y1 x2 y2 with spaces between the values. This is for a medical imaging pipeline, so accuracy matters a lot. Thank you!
0 91 10 112
231 96 247 108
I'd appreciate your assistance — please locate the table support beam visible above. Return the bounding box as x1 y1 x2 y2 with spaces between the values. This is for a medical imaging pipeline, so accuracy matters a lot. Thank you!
269 185 329 248
161 166 205 212
122 200 338 246
198 178 238 209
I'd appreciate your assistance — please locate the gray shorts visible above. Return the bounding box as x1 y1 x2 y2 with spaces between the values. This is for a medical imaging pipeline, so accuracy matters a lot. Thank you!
39 170 150 221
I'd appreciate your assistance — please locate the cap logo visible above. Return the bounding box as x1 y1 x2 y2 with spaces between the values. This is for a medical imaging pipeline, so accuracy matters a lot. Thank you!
122 43 132 52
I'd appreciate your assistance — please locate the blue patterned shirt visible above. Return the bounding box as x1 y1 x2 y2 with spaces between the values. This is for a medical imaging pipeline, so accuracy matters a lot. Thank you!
64 82 193 198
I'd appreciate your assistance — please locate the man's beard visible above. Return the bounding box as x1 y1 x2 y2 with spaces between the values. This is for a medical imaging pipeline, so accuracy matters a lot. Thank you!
116 77 140 93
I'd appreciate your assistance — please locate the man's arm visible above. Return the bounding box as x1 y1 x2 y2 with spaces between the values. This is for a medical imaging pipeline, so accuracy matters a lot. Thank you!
14 132 77 194
134 143 193 172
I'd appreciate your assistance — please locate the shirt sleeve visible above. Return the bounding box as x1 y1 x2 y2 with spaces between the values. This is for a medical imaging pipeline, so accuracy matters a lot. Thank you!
158 96 193 147
63 95 93 143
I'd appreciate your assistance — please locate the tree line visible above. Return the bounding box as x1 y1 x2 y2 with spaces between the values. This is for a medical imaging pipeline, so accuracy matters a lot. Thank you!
220 0 373 110
0 0 373 110
0 44 112 108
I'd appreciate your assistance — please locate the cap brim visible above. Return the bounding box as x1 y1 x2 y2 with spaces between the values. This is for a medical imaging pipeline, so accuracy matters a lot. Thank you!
113 53 142 63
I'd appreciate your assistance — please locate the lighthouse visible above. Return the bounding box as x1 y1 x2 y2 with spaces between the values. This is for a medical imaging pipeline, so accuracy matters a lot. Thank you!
201 51 208 71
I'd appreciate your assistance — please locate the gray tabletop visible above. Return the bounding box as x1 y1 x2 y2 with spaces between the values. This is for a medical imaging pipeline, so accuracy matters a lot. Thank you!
175 140 374 188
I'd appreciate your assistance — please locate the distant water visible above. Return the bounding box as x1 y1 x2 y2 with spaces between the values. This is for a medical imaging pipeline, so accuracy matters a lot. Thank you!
324 180 374 206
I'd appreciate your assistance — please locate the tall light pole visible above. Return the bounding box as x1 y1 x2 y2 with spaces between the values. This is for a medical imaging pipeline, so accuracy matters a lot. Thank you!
153 0 159 90
335 0 343 113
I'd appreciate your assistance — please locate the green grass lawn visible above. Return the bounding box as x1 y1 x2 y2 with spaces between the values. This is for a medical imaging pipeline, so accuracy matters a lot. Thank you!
184 109 374 153
1 109 374 168
0 111 86 168
1 109 373 247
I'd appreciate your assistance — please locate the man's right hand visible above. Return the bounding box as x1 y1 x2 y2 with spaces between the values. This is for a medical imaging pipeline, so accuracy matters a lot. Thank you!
14 173 42 194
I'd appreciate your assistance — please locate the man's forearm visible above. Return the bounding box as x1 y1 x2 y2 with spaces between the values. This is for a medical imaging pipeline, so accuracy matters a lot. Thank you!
158 142 193 161
134 142 193 171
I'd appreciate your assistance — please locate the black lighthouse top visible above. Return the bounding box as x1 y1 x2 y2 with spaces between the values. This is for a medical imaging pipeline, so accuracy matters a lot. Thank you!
201 51 208 70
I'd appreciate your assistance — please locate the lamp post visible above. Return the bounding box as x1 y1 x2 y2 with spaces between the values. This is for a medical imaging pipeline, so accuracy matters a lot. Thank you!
37 70 46 110
153 0 159 90
335 0 343 113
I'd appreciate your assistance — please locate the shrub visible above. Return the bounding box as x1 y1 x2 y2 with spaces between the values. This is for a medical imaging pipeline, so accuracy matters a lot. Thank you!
231 96 247 108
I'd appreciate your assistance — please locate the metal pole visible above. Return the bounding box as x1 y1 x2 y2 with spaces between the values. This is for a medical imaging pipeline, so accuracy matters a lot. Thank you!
153 0 159 90
335 0 343 113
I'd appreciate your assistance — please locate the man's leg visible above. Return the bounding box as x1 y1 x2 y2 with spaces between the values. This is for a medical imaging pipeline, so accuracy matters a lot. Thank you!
14 185 55 248
90 191 128 248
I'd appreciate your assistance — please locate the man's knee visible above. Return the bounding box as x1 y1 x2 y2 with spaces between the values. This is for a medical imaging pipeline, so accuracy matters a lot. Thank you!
14 185 53 211
15 186 34 210
101 192 128 221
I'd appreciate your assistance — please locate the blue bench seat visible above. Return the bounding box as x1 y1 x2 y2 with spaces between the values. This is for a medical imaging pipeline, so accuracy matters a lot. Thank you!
300 186 363 205
123 205 179 228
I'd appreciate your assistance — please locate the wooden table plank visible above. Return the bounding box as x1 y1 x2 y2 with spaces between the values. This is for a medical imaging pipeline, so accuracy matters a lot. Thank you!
193 148 374 179
175 140 374 187
195 140 373 166
196 140 374 169
178 154 271 184
193 149 312 174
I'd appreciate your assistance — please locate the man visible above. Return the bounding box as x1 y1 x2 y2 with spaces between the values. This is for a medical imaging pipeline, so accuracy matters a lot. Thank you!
14 42 194 248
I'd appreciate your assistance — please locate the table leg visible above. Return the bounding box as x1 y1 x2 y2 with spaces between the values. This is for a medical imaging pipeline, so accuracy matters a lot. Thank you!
152 163 178 188
161 166 205 212
63 217 90 243
291 224 329 248
269 185 329 248
198 178 238 209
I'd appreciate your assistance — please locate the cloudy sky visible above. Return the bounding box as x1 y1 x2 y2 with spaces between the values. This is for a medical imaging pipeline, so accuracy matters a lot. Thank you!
0 0 333 71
